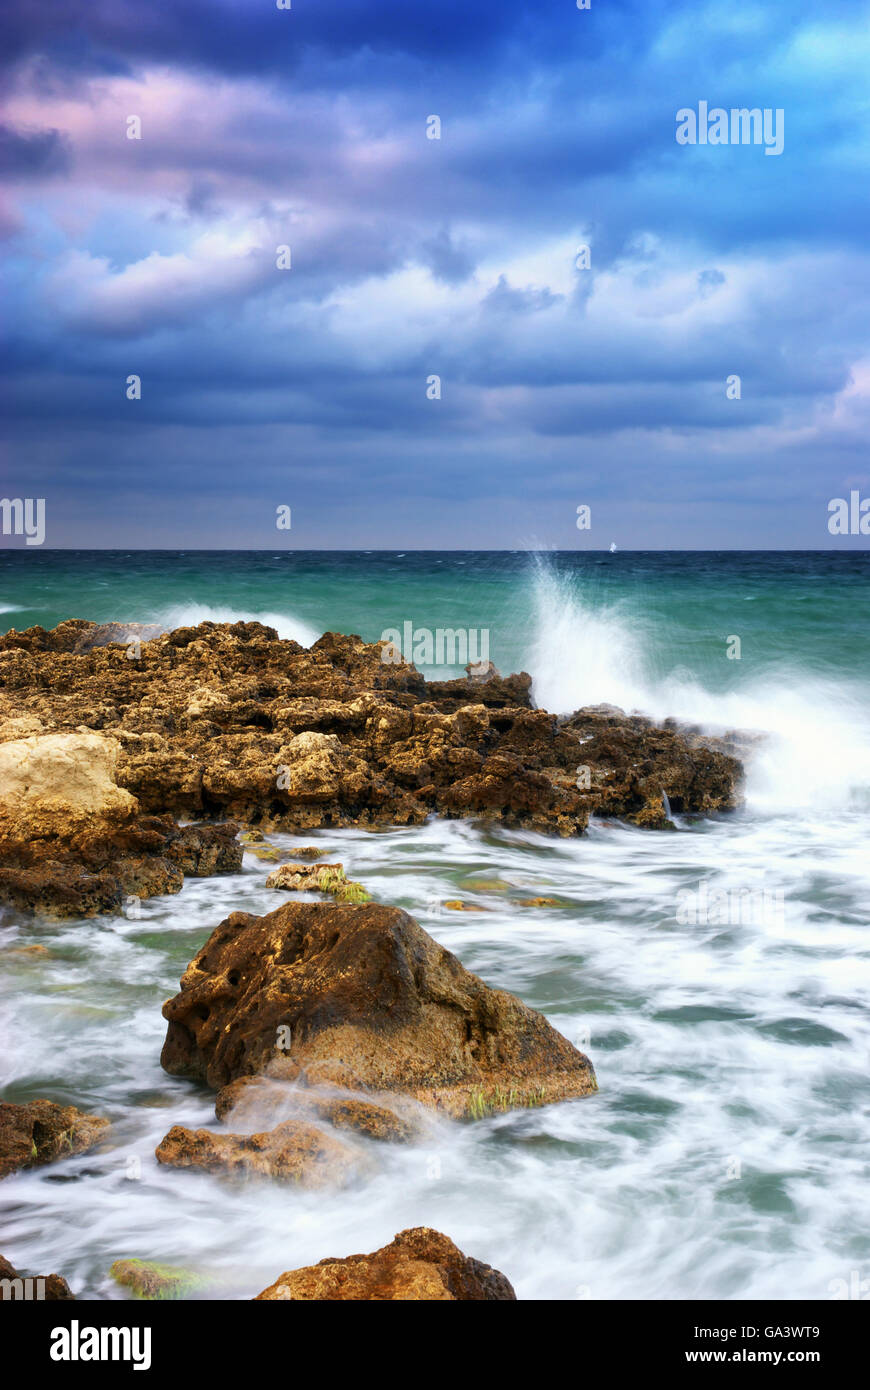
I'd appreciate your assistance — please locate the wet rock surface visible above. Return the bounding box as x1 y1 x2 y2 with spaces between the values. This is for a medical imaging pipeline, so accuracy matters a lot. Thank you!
0 1099 110 1179
109 1258 207 1300
160 900 597 1116
0 1253 75 1299
254 1227 516 1300
0 621 743 875
0 723 242 917
214 1075 419 1142
155 1118 360 1188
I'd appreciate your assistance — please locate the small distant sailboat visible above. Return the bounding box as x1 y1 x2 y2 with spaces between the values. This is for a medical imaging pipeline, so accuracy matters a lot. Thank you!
609 542 618 554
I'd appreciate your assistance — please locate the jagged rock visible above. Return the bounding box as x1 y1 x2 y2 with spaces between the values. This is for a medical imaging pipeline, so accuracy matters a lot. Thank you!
71 622 167 654
254 1227 516 1301
155 1119 359 1187
0 1254 75 1299
0 705 243 916
0 814 242 918
0 620 743 881
160 900 597 1117
561 706 740 819
0 1099 109 1179
427 668 533 710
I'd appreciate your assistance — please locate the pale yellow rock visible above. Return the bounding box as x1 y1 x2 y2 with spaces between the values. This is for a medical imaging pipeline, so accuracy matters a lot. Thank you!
0 731 137 838
0 714 45 742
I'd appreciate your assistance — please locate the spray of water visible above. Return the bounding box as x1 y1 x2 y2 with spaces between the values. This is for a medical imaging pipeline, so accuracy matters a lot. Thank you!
525 555 870 814
157 602 319 648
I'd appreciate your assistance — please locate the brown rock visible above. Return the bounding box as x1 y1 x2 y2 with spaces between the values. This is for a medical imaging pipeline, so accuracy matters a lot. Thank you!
0 1099 109 1179
264 861 371 904
254 1227 516 1300
155 1119 359 1187
0 619 744 888
160 900 597 1118
0 1254 75 1300
0 816 242 919
214 1075 419 1142
0 713 244 916
264 861 344 890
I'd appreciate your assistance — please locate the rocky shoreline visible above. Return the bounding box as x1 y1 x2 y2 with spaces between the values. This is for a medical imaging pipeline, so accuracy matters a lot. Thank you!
0 618 743 918
0 618 746 1298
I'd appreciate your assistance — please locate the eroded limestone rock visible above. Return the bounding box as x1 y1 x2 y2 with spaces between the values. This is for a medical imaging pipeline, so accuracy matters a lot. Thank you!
254 1227 516 1301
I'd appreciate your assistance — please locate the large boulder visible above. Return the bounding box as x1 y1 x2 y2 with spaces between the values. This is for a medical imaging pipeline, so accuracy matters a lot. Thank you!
0 1099 109 1179
254 1227 516 1301
160 901 597 1118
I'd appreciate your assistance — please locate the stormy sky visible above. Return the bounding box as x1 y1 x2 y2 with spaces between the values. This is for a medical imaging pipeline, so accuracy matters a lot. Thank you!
1 0 869 548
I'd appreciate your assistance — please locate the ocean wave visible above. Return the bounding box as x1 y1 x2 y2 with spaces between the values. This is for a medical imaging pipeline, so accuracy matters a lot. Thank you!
154 603 320 649
526 556 870 814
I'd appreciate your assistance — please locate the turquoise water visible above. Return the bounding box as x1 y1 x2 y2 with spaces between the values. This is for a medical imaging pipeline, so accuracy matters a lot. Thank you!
2 550 869 687
1 550 869 1299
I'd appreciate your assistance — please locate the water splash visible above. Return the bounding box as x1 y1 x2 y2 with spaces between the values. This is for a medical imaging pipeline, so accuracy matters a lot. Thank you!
525 555 870 814
156 602 319 648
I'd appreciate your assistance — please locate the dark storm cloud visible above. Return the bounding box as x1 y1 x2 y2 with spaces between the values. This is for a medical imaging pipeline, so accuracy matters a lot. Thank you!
0 121 70 175
1 0 869 546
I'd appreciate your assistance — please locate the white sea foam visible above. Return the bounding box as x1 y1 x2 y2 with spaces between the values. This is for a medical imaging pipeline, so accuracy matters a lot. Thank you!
526 557 870 814
2 815 868 1301
155 602 320 648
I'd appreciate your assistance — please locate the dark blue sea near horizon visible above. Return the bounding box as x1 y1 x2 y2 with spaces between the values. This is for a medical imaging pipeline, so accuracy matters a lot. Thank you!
1 548 869 1299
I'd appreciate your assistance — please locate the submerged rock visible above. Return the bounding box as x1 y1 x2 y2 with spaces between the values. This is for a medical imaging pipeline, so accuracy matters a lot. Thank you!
265 861 371 903
0 1099 109 1179
155 1119 359 1188
214 1075 419 1142
0 1253 75 1300
160 900 597 1117
254 1227 516 1301
109 1258 208 1300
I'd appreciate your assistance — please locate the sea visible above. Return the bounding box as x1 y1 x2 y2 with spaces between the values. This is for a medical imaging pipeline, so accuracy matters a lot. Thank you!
1 548 868 1300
